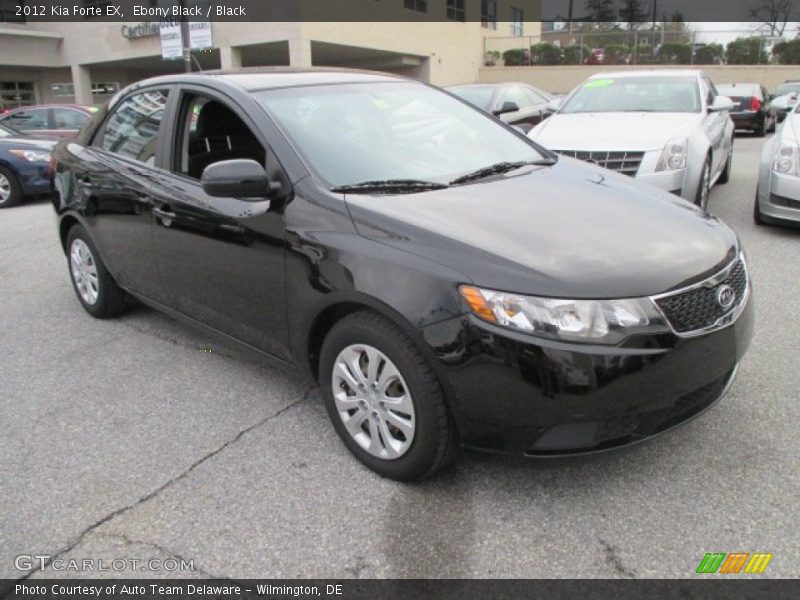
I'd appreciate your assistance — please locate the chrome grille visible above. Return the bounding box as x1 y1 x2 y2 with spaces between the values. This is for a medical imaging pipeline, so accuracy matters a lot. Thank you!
556 150 645 176
653 257 749 336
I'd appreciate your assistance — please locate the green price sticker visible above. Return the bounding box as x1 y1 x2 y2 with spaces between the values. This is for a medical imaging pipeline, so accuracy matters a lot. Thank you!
584 79 614 89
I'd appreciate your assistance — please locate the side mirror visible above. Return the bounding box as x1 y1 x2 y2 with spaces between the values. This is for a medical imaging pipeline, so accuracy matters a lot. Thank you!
493 101 519 117
546 96 565 113
201 159 273 198
709 95 736 112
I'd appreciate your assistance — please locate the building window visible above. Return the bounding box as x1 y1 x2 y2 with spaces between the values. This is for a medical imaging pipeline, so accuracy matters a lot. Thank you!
82 0 111 19
51 83 76 97
510 7 524 36
446 0 465 21
481 1 497 29
0 0 25 22
403 0 427 13
93 82 120 95
1 81 35 110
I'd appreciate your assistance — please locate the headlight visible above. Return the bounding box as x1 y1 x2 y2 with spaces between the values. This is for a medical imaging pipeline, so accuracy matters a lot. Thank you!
9 149 51 163
656 137 687 172
773 142 799 176
460 285 669 345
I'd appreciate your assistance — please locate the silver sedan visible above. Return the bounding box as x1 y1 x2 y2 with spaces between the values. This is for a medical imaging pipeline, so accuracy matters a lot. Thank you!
756 101 800 227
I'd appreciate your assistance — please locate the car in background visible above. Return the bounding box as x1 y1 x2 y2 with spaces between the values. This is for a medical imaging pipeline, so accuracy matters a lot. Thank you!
755 102 800 228
0 104 97 139
716 83 777 136
586 48 607 65
446 82 553 132
530 70 736 210
0 123 55 208
772 81 800 122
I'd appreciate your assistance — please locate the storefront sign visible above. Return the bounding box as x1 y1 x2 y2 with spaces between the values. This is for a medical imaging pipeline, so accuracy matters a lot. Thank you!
188 21 213 50
159 20 184 60
121 22 160 40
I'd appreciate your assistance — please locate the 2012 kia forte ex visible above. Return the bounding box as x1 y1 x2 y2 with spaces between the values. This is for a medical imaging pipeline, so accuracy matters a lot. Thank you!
51 69 754 481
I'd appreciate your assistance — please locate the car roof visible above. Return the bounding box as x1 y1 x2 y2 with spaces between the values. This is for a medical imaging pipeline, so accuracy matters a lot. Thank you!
587 69 703 80
2 104 94 112
134 67 406 93
447 82 525 88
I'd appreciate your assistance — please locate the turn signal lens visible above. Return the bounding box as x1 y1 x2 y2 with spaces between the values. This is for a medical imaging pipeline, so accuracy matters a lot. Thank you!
459 285 497 323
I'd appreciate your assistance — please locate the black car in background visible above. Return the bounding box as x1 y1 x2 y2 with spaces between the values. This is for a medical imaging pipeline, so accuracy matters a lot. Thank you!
446 82 553 132
51 69 752 481
0 123 55 208
716 83 777 136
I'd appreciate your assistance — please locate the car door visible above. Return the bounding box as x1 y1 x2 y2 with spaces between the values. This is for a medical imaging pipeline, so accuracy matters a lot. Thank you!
701 77 727 176
1 107 51 136
149 86 291 360
72 87 172 303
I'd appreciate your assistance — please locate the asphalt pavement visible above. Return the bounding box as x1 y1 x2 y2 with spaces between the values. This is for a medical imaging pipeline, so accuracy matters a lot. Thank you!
1 134 798 579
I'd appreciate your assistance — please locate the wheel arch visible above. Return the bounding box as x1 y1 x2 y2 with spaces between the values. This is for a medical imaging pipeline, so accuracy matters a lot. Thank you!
58 214 82 254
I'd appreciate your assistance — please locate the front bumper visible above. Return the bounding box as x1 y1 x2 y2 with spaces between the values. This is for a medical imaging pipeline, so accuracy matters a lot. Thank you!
760 171 800 224
16 163 52 196
422 294 753 455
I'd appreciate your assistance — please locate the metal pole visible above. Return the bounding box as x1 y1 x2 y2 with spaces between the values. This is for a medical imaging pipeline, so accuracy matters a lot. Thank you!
181 0 191 73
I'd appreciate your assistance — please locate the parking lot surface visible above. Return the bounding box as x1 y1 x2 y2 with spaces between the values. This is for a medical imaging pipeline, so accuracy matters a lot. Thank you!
2 135 799 579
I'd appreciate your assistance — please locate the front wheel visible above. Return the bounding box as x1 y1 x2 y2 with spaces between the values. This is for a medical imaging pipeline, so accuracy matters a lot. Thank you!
695 156 712 210
319 311 457 481
0 166 22 209
66 225 127 318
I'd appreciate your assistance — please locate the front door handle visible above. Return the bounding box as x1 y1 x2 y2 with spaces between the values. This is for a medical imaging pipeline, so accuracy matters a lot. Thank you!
153 207 177 220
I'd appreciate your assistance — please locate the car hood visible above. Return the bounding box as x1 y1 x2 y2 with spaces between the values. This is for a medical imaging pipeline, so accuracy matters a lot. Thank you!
345 158 738 299
530 112 703 151
0 136 57 150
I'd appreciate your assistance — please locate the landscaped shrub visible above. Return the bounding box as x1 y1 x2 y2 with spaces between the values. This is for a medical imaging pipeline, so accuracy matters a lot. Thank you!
773 39 800 65
529 43 562 65
503 48 530 66
726 37 768 64
562 44 589 65
693 43 724 65
657 42 692 64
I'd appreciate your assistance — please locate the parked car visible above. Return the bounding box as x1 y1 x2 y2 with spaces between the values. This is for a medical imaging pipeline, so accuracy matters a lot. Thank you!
0 104 97 139
530 70 736 210
715 83 777 136
52 69 752 481
446 82 553 132
0 123 55 208
586 48 607 65
755 101 800 227
772 82 800 122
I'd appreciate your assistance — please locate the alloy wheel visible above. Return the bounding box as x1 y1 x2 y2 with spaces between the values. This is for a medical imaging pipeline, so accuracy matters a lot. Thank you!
70 239 99 305
0 173 11 204
331 344 416 460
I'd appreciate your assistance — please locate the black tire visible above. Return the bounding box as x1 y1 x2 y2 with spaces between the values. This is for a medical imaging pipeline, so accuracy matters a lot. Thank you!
718 143 732 185
694 156 711 210
0 166 23 209
756 118 766 137
769 115 777 134
66 224 127 318
319 311 458 481
754 188 765 226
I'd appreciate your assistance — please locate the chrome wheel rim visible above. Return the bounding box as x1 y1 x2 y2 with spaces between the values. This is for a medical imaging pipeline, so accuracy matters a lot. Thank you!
0 173 11 203
700 162 711 209
332 344 416 460
70 239 99 305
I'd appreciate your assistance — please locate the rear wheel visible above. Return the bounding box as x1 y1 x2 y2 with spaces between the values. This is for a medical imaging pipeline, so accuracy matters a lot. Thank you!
319 311 457 481
0 166 22 209
756 117 767 137
718 143 732 185
695 156 712 210
66 225 127 318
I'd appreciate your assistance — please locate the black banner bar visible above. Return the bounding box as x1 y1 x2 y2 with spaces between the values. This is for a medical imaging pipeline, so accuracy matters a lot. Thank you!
2 579 800 600
3 0 799 23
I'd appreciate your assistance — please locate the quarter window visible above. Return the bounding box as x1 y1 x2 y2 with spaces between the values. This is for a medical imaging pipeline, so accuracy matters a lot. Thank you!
3 108 49 130
98 90 169 165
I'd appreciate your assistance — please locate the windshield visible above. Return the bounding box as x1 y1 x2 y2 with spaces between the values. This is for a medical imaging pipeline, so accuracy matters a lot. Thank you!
560 76 702 114
775 83 800 96
448 85 497 111
256 82 545 188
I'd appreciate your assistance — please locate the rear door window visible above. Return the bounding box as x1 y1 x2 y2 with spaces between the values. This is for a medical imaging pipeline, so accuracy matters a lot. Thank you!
96 90 169 165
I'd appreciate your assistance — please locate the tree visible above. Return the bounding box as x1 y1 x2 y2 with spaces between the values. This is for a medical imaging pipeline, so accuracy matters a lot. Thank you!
748 0 793 37
726 37 768 64
619 0 648 30
585 0 616 23
772 39 800 64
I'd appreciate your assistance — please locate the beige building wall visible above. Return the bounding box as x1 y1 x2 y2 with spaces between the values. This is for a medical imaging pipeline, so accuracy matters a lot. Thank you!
478 64 800 95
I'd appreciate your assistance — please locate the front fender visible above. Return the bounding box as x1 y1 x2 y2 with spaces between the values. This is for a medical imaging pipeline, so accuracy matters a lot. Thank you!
683 128 712 202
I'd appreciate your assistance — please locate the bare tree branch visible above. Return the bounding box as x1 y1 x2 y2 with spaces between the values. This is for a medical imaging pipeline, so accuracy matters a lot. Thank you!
748 0 792 37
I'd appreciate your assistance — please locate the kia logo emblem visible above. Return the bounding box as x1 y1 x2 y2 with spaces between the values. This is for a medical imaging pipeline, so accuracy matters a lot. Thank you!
716 285 736 310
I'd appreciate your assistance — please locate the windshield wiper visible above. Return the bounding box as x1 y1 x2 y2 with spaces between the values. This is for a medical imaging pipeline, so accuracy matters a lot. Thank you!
330 179 449 194
450 159 556 185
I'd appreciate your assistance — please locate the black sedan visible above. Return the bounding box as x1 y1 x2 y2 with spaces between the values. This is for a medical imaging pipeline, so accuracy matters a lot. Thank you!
446 82 553 132
0 123 55 208
52 69 753 481
716 83 776 136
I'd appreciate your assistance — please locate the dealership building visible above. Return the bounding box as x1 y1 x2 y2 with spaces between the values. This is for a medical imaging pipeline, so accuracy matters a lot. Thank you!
0 2 540 109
